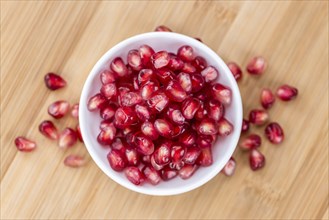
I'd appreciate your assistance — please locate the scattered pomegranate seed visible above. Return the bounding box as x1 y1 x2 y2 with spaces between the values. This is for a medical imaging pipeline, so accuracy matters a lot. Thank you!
110 57 128 77
261 89 275 109
58 128 77 149
71 103 79 118
227 62 242 81
139 45 155 66
155 25 172 32
201 66 218 83
44 73 66 90
87 93 107 111
177 45 194 62
100 70 116 84
246 56 267 75
76 124 83 142
276 84 298 101
14 137 37 152
222 157 236 176
249 149 265 171
142 165 161 185
107 149 127 171
239 134 261 151
48 100 70 119
64 155 86 168
249 109 269 125
179 164 198 179
265 122 284 144
217 118 233 136
151 51 170 69
39 120 58 140
241 119 250 132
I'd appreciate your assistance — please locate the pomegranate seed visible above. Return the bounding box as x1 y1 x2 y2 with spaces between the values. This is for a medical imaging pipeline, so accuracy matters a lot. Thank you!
121 92 142 107
114 107 138 128
192 56 207 71
139 44 155 66
222 157 236 176
182 63 196 74
242 119 250 132
226 63 242 81
154 119 174 138
100 120 113 130
183 146 201 164
212 83 232 105
125 147 140 166
107 149 127 171
100 70 116 84
179 130 197 147
76 124 83 142
100 104 117 120
207 99 224 121
135 104 151 121
177 72 192 93
247 56 267 75
195 103 207 121
58 128 77 148
179 164 198 179
141 121 159 140
14 137 36 152
153 141 172 165
117 86 131 106
276 85 298 101
134 132 155 155
265 122 284 144
140 81 159 100
133 76 139 90
249 109 269 125
168 54 184 71
147 91 169 112
71 103 79 119
151 51 170 69
161 166 178 180
165 80 187 102
142 155 151 164
218 118 233 136
44 73 66 90
197 135 213 148
48 100 70 119
64 155 86 168
142 165 161 185
155 25 172 32
166 105 185 125
239 134 261 151
249 149 265 171
261 88 275 109
100 83 117 99
201 66 218 83
155 68 176 84
138 69 154 84
39 120 58 140
181 97 201 119
177 45 194 62
196 147 213 166
198 118 217 135
151 155 165 170
87 93 107 111
110 57 128 77
170 144 186 170
97 123 116 145
111 137 128 152
127 49 142 71
194 88 211 101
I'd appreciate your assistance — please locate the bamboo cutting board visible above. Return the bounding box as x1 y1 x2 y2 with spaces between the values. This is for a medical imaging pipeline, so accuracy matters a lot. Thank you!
1 1 328 219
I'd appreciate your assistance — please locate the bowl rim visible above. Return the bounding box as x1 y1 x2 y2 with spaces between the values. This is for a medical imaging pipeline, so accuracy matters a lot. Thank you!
79 32 243 196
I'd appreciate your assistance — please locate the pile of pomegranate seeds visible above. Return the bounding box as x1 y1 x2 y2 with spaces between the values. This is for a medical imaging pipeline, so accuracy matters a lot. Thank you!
88 43 234 185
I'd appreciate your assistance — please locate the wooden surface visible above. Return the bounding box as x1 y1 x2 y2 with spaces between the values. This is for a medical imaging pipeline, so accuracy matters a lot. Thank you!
1 1 328 219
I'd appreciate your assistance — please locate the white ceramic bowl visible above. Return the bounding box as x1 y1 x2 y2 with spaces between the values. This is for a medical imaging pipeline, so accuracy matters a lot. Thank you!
79 32 242 196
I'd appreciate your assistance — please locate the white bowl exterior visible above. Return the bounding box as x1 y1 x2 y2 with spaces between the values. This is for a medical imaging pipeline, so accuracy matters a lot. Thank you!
79 32 242 196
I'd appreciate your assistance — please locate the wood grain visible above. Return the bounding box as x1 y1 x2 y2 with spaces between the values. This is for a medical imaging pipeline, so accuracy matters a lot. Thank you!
1 1 328 219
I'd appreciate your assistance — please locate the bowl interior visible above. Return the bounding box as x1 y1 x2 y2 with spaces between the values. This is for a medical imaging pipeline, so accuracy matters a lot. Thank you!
79 32 242 196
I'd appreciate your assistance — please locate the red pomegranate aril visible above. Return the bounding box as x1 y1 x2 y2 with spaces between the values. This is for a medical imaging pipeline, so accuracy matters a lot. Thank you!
247 56 267 75
249 109 269 125
201 66 218 83
111 137 128 152
64 155 86 168
121 92 142 107
88 93 107 111
58 128 77 148
135 104 151 121
191 74 205 93
138 69 154 85
100 120 113 130
222 157 236 176
108 149 127 171
265 122 284 144
181 97 201 119
151 51 170 69
76 124 83 142
110 57 128 77
140 81 159 100
177 45 194 62
250 149 265 171
198 118 218 135
207 99 224 121
155 68 176 84
48 100 70 119
100 70 116 84
147 91 169 112
142 155 151 164
161 167 178 180
125 167 145 185
15 137 36 152
195 103 207 121
227 62 242 81
44 73 66 90
100 83 117 99
139 44 155 66
177 72 192 93
100 104 117 120
127 49 142 71
218 118 233 136
192 56 207 71
39 120 58 140
276 85 298 101
97 123 116 145
114 107 138 128
71 103 79 119
197 135 213 148
142 165 161 185
125 147 140 166
182 62 197 74
155 25 172 32
168 55 184 71
183 146 201 164
179 164 198 179
171 144 186 161
141 121 159 140
196 147 213 166
242 119 250 132
134 132 155 155
261 88 275 109
153 141 172 165
212 83 232 105
154 119 174 138
239 134 261 151
166 105 185 125
179 130 197 147
133 76 139 90
150 155 164 171
165 80 187 102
